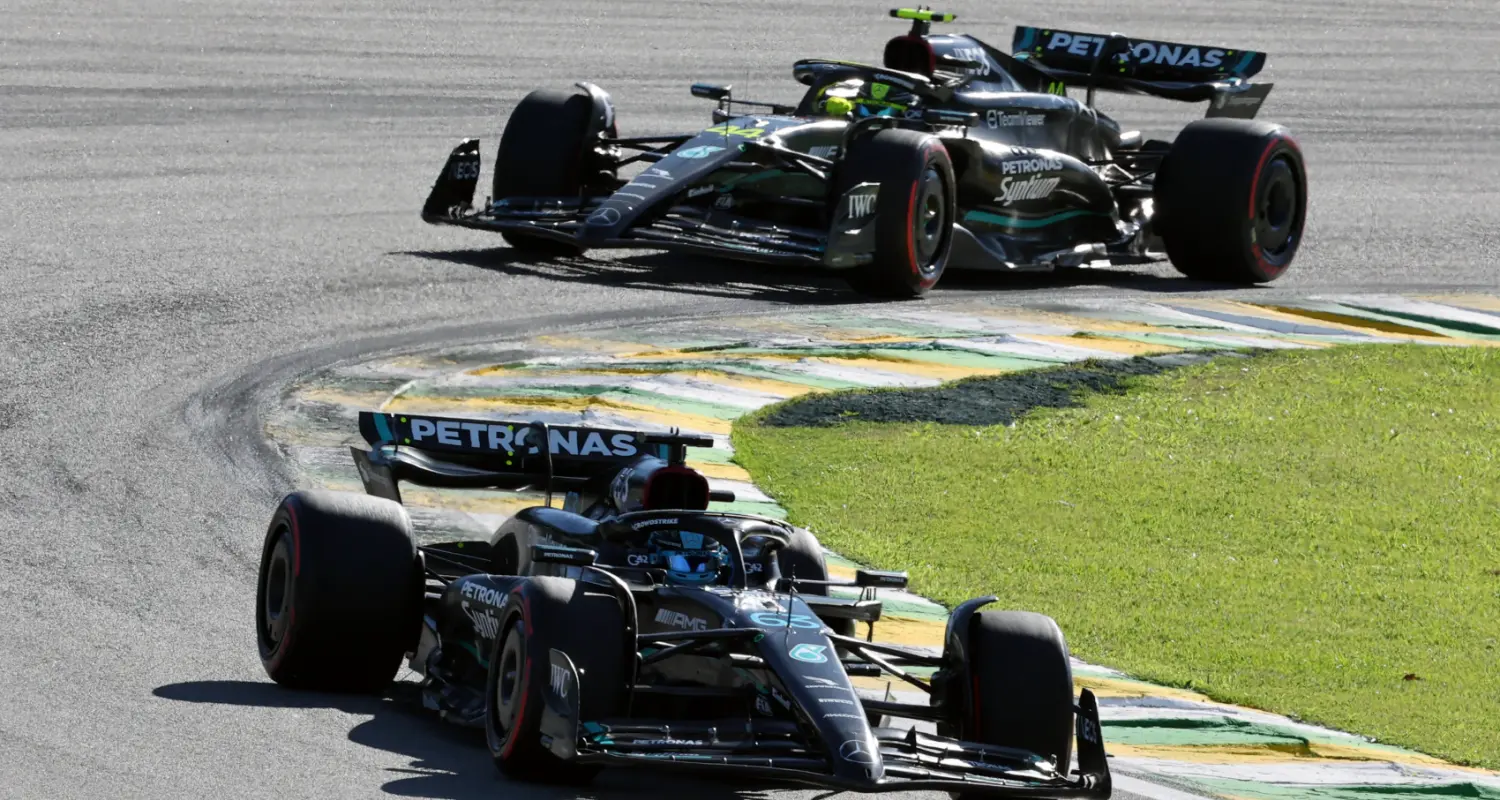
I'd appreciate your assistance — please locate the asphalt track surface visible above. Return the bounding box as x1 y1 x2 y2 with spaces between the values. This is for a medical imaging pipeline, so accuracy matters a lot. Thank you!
3 0 1498 797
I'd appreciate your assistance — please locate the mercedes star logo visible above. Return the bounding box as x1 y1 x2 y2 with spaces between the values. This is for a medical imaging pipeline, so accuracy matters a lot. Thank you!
839 738 876 764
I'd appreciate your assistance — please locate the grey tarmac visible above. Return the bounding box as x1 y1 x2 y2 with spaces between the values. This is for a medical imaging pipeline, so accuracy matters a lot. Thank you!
2 0 1497 798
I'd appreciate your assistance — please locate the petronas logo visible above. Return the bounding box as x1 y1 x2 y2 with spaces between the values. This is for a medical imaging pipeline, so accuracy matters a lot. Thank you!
871 82 890 101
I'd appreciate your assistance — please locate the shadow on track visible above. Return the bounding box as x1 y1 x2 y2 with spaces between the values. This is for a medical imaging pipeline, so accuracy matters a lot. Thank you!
400 247 1248 304
154 680 787 800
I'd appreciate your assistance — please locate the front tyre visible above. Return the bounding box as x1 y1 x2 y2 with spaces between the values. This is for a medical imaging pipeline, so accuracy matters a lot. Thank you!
835 128 955 298
776 527 856 638
493 88 613 256
1153 118 1307 283
256 490 422 693
952 611 1075 800
485 576 628 784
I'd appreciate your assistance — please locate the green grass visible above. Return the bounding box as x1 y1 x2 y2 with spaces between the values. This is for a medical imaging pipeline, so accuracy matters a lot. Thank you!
731 344 1500 768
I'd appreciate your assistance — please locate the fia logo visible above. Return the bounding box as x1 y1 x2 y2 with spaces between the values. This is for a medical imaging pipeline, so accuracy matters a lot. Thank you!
845 191 876 218
713 194 734 210
549 663 570 699
789 643 828 663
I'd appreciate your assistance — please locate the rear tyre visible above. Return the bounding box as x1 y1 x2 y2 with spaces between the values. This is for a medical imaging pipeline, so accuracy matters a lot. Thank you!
952 611 1075 800
493 88 610 256
485 576 628 784
835 128 955 298
777 527 857 638
256 490 422 693
1153 118 1307 283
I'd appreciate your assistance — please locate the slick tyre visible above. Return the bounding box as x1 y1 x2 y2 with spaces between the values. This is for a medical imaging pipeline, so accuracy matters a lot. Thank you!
493 88 608 256
256 490 422 693
953 611 1075 800
777 527 857 639
1154 118 1307 283
485 576 628 784
835 128 955 298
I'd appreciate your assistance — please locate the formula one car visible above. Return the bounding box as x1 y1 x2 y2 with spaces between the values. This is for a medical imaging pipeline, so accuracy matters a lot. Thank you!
255 411 1112 797
420 7 1305 299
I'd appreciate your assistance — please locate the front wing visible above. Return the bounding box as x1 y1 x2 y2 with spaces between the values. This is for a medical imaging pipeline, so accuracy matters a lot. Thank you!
421 138 882 270
539 648 1112 798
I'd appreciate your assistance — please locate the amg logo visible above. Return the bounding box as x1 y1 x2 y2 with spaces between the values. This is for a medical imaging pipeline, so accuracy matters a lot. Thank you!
550 663 569 698
987 109 1046 128
845 192 876 218
1002 155 1063 175
996 175 1059 205
655 609 707 631
462 602 500 640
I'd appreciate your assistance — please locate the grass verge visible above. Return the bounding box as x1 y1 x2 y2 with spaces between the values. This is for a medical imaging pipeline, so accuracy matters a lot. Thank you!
731 343 1500 768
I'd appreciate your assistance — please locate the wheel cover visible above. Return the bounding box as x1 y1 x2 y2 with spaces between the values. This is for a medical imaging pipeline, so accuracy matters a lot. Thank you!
488 624 526 746
912 165 949 276
1253 155 1301 263
258 530 293 654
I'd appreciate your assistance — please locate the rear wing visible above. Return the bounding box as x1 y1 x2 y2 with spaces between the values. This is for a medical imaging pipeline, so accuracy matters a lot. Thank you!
351 410 716 504
1011 26 1274 118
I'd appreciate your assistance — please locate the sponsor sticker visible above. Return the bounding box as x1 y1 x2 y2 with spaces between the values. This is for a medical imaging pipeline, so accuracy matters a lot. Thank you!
996 174 1060 205
1044 32 1227 69
844 190 877 219
462 581 507 607
1001 152 1064 175
987 109 1046 128
550 663 570 698
462 602 500 639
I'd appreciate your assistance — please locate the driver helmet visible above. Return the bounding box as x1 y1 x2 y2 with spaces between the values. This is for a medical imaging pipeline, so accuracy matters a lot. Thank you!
817 77 915 119
647 529 729 585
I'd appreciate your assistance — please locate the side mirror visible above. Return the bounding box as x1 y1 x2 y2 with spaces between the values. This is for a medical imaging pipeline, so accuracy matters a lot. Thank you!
691 83 733 100
922 108 979 128
530 543 597 567
856 569 909 590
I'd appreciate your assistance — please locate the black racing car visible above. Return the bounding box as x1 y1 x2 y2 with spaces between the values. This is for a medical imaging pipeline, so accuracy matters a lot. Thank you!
420 6 1305 299
255 410 1112 797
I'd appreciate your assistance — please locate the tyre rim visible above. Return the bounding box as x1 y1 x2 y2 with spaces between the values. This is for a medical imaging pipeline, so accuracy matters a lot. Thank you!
912 165 948 276
1254 155 1301 262
259 530 292 651
490 625 526 742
